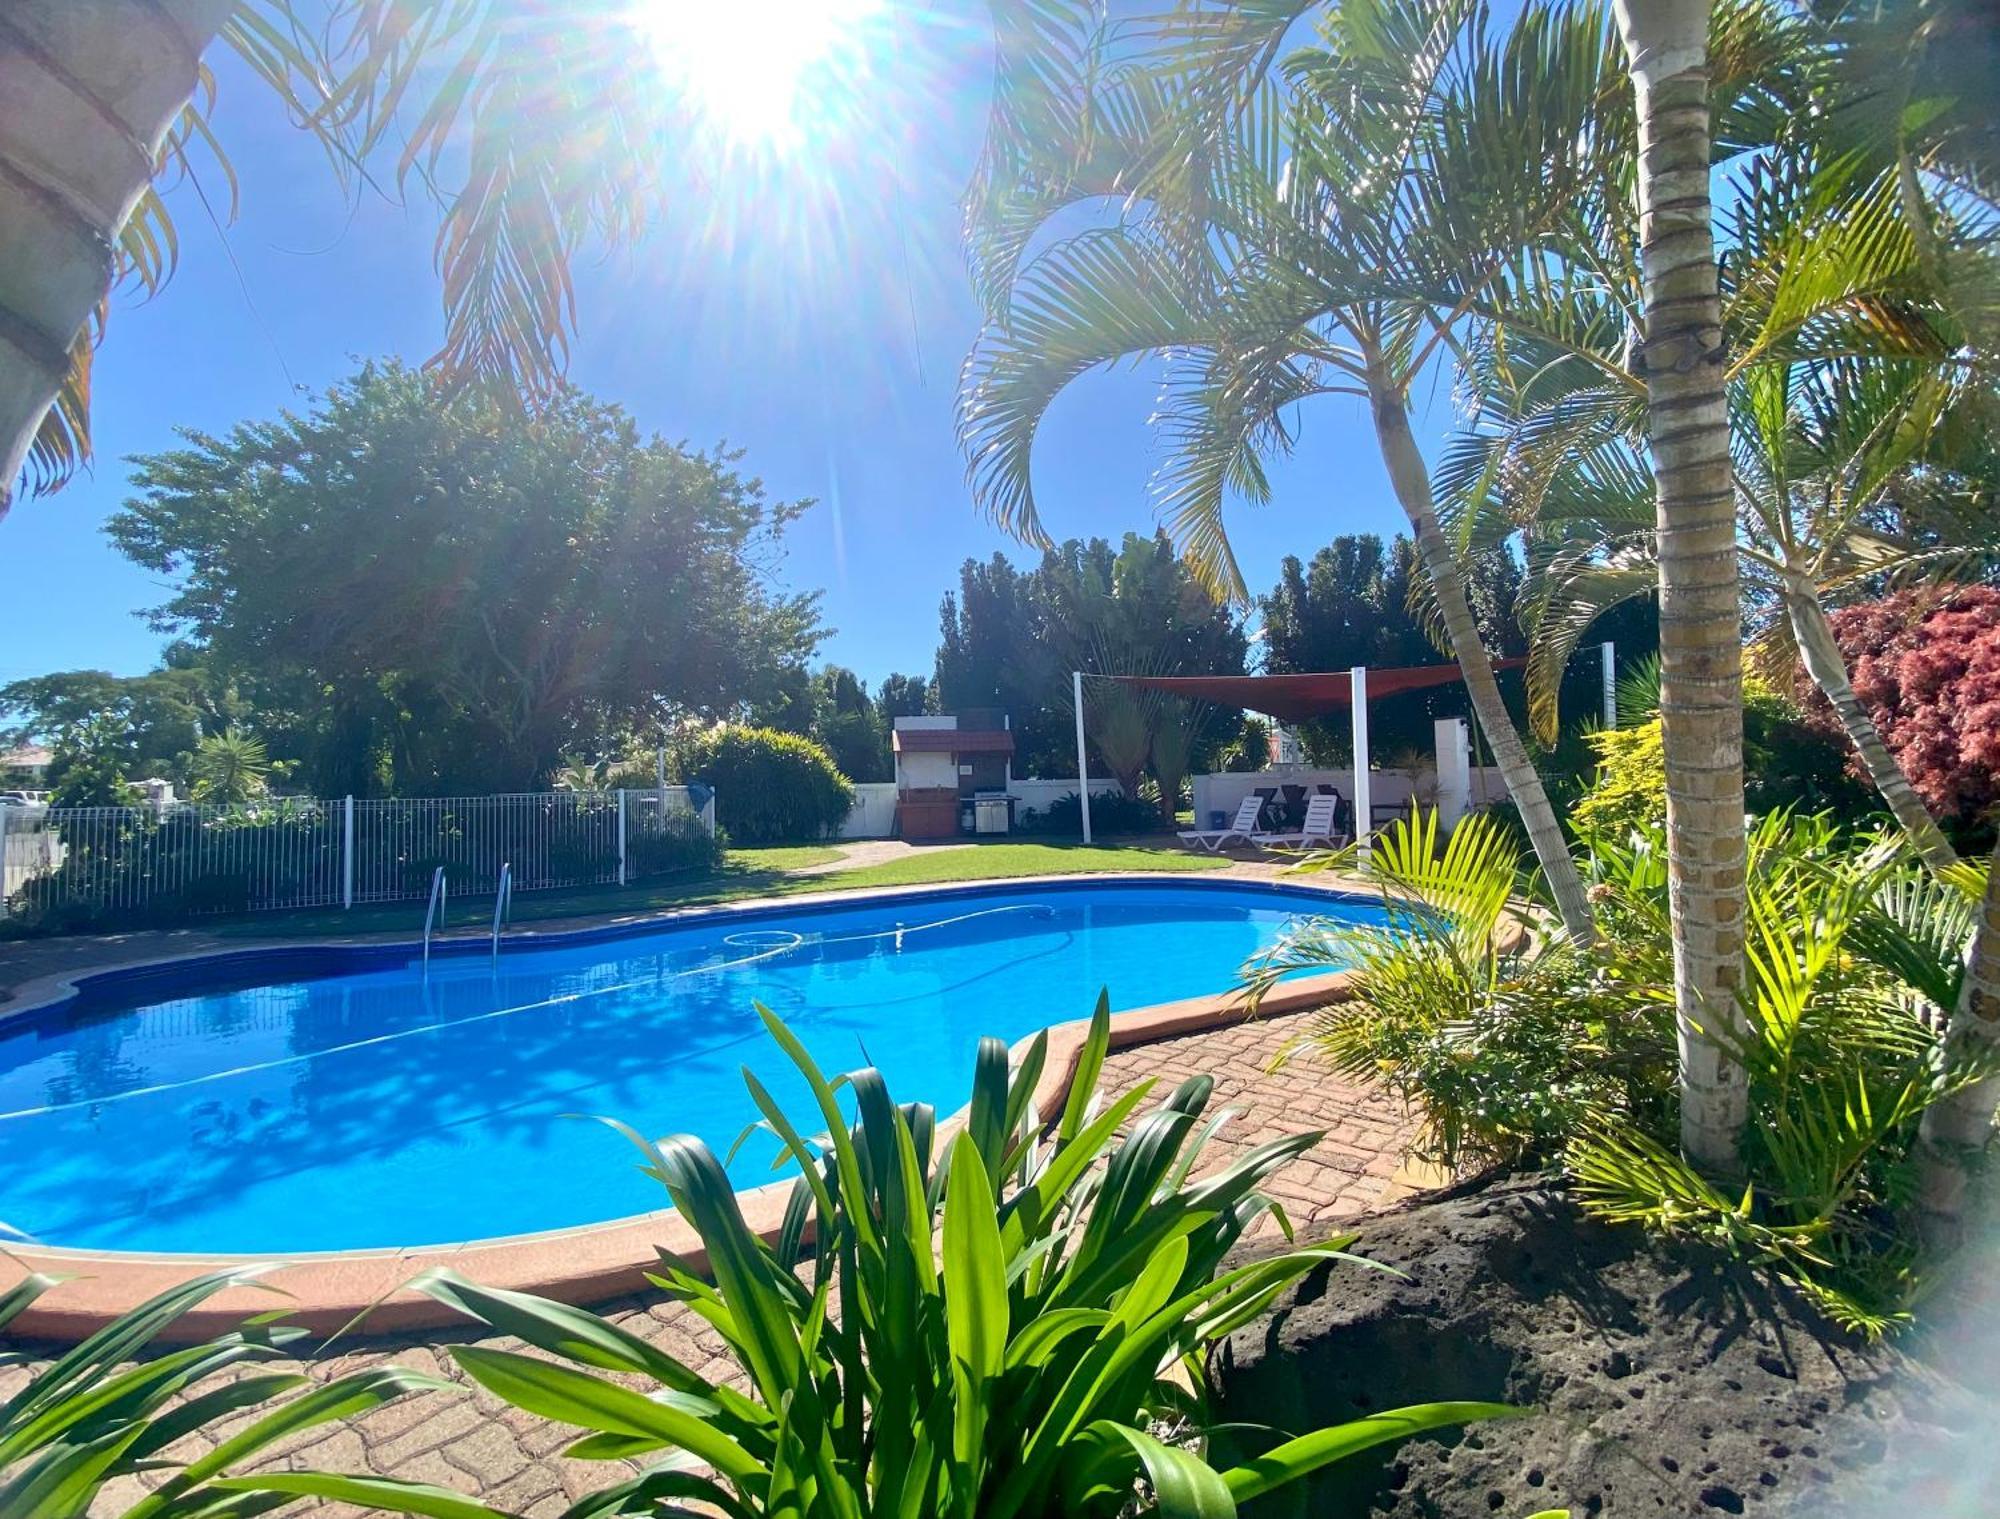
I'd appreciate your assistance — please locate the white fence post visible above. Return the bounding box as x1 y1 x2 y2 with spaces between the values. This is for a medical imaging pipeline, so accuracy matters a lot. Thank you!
1073 670 1093 845
1350 666 1372 866
0 803 9 920
617 788 628 886
702 793 717 839
342 796 355 909
1601 640 1618 728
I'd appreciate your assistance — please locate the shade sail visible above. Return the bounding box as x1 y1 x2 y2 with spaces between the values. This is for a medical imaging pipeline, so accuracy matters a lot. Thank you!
1111 659 1528 723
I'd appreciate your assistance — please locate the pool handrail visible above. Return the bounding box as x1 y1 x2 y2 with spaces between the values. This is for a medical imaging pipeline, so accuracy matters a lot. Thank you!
490 862 512 959
421 865 448 971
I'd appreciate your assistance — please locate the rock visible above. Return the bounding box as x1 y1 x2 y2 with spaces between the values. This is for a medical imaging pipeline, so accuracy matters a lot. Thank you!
1212 1174 1987 1517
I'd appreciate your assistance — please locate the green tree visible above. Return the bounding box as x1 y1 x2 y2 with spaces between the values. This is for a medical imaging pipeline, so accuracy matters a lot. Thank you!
108 363 824 794
809 666 892 783
1260 534 1537 763
935 551 1066 769
189 728 270 803
935 533 1248 783
876 672 934 721
0 665 238 788
45 715 138 809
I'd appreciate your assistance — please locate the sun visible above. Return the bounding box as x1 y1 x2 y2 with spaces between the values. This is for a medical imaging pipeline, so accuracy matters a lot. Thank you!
633 0 884 152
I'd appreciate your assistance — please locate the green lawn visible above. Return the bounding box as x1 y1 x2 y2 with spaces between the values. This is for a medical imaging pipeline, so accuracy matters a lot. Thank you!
205 839 1223 940
820 842 1227 892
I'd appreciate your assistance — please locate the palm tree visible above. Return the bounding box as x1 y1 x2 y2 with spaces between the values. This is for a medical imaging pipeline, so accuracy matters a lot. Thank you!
2 1 673 516
189 727 270 802
1917 843 2000 1243
1611 0 1753 1170
961 0 1616 943
1438 136 1995 876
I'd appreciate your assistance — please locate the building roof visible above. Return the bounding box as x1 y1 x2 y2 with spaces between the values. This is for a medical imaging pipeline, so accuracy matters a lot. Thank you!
892 728 1015 755
1112 659 1528 724
1 744 53 769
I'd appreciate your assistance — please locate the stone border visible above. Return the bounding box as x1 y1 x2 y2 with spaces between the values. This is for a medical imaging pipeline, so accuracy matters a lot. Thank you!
2 875 1363 1344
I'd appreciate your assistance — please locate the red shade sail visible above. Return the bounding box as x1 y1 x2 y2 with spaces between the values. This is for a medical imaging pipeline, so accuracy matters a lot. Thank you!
1111 659 1527 724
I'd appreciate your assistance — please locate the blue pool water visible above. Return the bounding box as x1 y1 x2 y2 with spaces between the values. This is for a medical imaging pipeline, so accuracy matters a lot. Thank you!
0 880 1381 1254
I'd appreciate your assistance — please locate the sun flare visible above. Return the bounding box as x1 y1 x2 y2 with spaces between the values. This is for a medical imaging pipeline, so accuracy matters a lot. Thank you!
633 0 883 151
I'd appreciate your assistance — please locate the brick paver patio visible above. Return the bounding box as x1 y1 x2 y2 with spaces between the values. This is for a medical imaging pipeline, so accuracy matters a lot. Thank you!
0 1007 1415 1516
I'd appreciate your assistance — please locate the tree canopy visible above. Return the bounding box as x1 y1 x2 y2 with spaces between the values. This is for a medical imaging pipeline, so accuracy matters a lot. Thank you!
0 663 239 787
935 532 1249 781
106 363 824 794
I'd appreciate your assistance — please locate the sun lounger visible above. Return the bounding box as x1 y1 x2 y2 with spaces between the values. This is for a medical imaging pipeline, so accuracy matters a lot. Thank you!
1177 795 1266 853
1253 794 1344 851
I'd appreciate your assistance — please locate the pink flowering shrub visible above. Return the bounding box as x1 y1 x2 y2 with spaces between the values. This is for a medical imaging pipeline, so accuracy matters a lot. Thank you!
1804 584 2000 825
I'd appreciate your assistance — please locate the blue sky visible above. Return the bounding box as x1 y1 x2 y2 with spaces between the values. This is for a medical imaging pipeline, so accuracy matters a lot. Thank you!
0 1 1425 690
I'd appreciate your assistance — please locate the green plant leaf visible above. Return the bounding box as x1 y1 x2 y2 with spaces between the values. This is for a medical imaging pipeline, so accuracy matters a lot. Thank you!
1100 1422 1235 1517
449 1347 764 1487
943 1130 1010 1501
1220 1402 1524 1502
209 1472 515 1519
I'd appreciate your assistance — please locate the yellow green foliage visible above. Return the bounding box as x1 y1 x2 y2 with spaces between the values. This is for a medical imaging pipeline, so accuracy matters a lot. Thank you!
1572 720 1666 839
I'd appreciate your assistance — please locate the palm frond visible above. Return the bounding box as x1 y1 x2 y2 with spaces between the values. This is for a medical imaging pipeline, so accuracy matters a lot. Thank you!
959 226 1212 547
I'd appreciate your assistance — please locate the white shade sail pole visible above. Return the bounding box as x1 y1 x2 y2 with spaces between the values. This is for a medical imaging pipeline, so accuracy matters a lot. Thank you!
1350 665 1371 865
1073 670 1093 845
1601 640 1618 727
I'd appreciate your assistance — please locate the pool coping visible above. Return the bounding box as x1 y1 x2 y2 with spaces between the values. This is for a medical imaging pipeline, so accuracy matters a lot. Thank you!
0 871 1368 1344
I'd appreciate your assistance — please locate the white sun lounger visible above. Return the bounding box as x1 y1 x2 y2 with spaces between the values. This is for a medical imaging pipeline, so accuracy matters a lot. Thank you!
1254 794 1344 851
1177 794 1266 853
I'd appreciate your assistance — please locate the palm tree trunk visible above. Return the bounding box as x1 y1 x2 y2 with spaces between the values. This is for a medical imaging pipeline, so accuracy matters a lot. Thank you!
1367 367 1597 946
1916 839 2000 1245
1615 0 1751 1172
1786 577 1959 871
0 0 233 510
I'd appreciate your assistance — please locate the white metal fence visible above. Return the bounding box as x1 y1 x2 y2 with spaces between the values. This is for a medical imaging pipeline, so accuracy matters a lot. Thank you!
0 788 715 926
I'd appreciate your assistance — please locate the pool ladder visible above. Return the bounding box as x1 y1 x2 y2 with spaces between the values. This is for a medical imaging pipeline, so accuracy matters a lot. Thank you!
490 862 513 960
421 866 448 972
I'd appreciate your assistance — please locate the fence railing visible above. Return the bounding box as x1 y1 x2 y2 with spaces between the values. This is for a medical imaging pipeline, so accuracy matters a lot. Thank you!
0 788 716 927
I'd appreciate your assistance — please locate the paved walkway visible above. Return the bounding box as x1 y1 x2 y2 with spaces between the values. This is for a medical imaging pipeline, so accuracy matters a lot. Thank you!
0 1007 1417 1516
788 838 974 874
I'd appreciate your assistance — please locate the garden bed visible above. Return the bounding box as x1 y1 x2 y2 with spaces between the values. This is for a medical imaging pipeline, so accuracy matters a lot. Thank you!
1215 1174 1990 1517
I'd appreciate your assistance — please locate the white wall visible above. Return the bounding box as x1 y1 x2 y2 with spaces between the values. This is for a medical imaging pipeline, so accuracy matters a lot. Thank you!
897 751 959 791
839 783 900 839
835 777 1127 838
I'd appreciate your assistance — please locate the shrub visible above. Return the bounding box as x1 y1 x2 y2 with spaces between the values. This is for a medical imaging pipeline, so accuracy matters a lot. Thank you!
1251 811 1675 1169
684 726 854 843
1571 679 1869 842
625 819 722 878
248 1001 1506 1519
1570 719 1665 840
0 1266 442 1518
1803 583 2000 839
1265 808 1995 1334
1018 787 1157 837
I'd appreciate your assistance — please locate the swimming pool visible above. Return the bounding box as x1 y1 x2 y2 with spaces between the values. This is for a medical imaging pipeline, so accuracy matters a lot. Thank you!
0 878 1381 1255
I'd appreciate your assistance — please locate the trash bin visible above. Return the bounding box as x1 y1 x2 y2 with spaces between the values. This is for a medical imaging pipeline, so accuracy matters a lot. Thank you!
1208 809 1226 830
